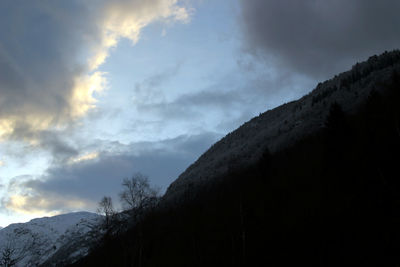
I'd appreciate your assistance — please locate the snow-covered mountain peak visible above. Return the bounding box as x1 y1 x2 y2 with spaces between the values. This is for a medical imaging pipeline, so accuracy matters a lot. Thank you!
0 211 101 267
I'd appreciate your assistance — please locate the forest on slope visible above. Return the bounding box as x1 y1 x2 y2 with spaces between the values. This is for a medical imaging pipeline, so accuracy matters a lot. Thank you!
70 51 400 267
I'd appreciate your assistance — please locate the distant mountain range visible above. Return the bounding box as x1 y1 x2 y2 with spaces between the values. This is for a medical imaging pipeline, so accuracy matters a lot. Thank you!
0 212 101 266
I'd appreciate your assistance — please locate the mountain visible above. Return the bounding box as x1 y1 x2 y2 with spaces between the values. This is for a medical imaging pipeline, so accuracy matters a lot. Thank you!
0 212 101 267
74 50 400 266
164 50 400 202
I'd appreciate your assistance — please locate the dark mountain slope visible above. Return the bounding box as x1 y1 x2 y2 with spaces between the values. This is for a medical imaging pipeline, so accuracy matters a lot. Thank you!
71 50 400 266
164 50 400 202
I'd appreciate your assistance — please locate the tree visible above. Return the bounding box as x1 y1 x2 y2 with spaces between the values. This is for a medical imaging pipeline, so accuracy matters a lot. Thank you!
118 174 159 265
119 173 159 212
324 102 349 158
97 196 115 229
325 102 346 135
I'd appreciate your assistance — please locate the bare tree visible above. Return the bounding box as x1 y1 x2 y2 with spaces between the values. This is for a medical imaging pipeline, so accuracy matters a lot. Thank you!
97 196 115 229
118 173 159 266
119 173 159 212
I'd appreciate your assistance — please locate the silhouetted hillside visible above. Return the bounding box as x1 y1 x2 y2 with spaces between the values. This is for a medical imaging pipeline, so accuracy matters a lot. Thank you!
165 50 400 202
70 50 400 266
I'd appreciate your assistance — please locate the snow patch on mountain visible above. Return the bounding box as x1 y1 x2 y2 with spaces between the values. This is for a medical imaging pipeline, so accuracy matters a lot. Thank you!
0 211 101 267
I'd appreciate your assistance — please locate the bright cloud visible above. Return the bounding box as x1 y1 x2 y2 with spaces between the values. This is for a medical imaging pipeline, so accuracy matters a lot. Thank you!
69 152 99 164
70 72 108 118
89 0 192 70
4 194 89 216
2 175 96 215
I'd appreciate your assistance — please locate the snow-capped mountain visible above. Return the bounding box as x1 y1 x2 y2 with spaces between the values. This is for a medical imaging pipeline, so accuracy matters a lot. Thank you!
0 212 101 267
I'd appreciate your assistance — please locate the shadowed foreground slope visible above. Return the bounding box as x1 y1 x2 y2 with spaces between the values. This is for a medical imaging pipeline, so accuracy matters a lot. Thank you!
70 51 400 266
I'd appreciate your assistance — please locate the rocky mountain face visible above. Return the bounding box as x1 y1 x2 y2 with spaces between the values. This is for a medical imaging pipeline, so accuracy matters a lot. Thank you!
0 212 101 267
164 50 400 202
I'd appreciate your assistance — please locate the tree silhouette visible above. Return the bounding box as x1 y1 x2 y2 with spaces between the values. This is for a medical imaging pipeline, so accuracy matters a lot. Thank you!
97 196 115 229
119 173 159 213
325 102 346 136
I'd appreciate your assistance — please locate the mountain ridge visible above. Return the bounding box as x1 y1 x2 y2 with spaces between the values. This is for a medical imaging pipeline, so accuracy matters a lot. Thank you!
0 211 101 267
164 50 400 202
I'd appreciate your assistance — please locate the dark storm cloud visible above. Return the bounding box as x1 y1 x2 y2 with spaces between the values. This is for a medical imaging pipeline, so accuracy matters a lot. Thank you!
37 130 79 163
240 0 400 79
1 133 220 213
2 123 85 168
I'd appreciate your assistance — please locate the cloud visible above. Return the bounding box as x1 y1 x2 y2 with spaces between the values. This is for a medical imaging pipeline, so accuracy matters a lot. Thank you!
239 0 400 79
0 1 100 141
136 62 183 90
37 130 79 163
0 0 191 144
132 58 314 134
3 193 88 217
133 61 183 105
136 89 245 123
68 152 99 164
89 0 191 70
1 133 219 214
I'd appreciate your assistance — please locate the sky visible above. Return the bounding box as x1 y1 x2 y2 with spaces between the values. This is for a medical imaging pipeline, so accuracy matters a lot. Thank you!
1 0 399 227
